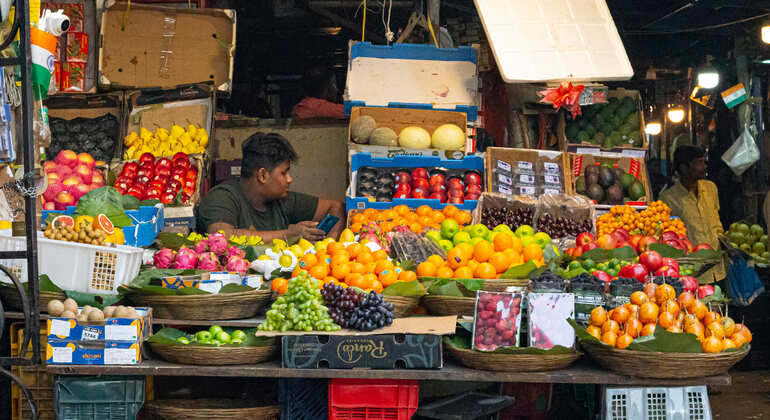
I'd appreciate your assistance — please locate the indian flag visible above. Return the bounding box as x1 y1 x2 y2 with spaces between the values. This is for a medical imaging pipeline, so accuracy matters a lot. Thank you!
721 83 747 109
30 27 57 100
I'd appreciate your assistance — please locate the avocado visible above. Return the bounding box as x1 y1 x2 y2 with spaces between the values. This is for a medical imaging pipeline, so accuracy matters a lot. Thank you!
621 96 635 109
584 164 600 179
598 166 615 188
576 131 590 143
586 172 599 187
593 114 605 126
613 167 625 181
602 136 614 150
584 123 596 137
565 123 579 140
628 181 645 201
625 114 641 130
620 173 636 190
619 123 633 136
608 132 623 146
610 116 622 129
575 175 587 194
587 184 605 202
601 123 614 136
592 132 606 146
607 185 623 204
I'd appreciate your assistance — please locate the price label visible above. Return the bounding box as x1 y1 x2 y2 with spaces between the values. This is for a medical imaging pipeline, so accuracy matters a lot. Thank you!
105 325 139 341
497 184 513 195
198 281 222 294
544 175 561 184
105 348 137 365
497 160 511 171
543 162 560 173
544 188 561 195
49 319 71 337
80 327 100 341
518 186 536 195
52 346 73 364
519 174 535 184
517 161 533 170
497 173 512 185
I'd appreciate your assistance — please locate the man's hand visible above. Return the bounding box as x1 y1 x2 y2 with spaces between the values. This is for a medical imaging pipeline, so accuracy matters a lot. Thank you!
287 221 326 242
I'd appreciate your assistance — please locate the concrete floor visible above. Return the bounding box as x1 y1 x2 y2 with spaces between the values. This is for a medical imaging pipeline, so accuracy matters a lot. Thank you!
711 370 770 419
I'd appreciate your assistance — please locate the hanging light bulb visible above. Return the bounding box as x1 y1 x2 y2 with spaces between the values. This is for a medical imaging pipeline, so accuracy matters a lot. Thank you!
697 65 719 89
645 121 662 135
667 107 685 123
763 24 770 44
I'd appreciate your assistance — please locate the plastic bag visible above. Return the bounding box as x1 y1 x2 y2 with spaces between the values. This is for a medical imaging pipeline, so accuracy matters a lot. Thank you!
722 124 759 176
531 193 596 239
727 254 764 306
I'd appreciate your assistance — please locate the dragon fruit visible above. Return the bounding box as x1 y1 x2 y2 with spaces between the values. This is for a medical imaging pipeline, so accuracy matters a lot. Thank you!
208 233 229 255
227 246 246 259
193 239 209 254
198 252 220 271
153 248 176 268
173 246 199 269
226 255 249 275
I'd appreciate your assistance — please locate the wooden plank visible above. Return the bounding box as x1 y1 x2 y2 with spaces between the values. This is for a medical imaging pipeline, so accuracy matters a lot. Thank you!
46 360 731 386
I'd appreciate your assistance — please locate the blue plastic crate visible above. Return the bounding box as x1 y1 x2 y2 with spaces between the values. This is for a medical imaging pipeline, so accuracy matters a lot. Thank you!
279 378 328 420
55 375 144 420
42 204 164 247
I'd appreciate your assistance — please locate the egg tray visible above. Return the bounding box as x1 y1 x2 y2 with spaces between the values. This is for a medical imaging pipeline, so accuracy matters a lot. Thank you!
355 166 482 202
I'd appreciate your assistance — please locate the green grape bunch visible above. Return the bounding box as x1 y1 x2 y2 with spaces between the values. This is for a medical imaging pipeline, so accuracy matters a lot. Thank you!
258 271 341 332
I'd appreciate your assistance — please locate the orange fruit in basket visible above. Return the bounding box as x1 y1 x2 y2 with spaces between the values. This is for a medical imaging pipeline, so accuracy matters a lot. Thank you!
331 254 349 266
687 299 708 320
417 261 437 277
350 262 366 274
416 205 432 217
626 318 642 338
454 211 472 225
703 311 722 326
589 307 608 327
299 253 318 269
427 255 445 267
454 266 474 279
446 248 468 269
309 264 330 280
379 271 398 287
371 280 383 293
616 334 634 349
523 244 543 262
332 263 351 280
352 213 367 224
399 270 417 282
435 266 454 278
346 243 363 257
630 291 648 306
360 273 377 289
316 253 331 265
379 221 394 232
93 214 115 235
292 267 307 279
465 259 479 273
601 320 620 335
655 283 676 302
702 336 725 353
350 223 363 234
381 209 396 220
455 243 474 261
474 263 497 279
405 212 419 222
443 204 459 218
375 260 394 275
356 250 374 265
586 325 602 340
431 211 445 224
639 302 659 324
409 222 423 233
488 252 509 273
271 277 287 292
373 249 388 261
394 204 410 216
493 234 512 252
611 306 630 324
347 273 366 289
641 323 657 336
658 312 676 329
510 236 523 254
326 241 345 254
601 331 618 347
473 240 494 262
363 208 377 219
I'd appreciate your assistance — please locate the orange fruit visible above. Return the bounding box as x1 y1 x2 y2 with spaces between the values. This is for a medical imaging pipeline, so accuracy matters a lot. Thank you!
677 292 695 310
616 334 634 349
658 312 676 329
455 243 474 260
364 262 377 274
586 325 602 340
602 320 620 335
309 264 330 280
503 248 521 265
352 213 367 224
316 253 331 265
409 222 423 233
687 299 708 320
371 280 384 293
379 221 394 232
375 260 394 275
361 273 377 289
488 252 509 273
291 267 307 278
394 204 410 216
454 266 474 279
350 223 363 234
435 266 454 278
443 204 459 218
416 205 432 217
271 277 287 292
427 255 446 267
373 249 388 261
641 323 657 336
639 302 659 324
417 262 437 277
522 244 543 262
94 214 115 235
466 259 479 273
346 243 363 257
405 212 419 222
326 241 345 253
299 253 318 269
432 211 445 224
446 248 469 269
379 271 398 287
356 251 374 265
611 306 630 324
630 291 648 306
702 335 724 353
399 270 417 282
474 262 497 279
703 311 722 326
723 338 737 350
348 273 366 289
626 318 643 338
331 254 349 266
510 236 523 254
454 210 472 225
350 262 366 274
381 209 396 220
332 263 351 279
473 240 494 262
363 208 377 218
493 234 512 252
601 331 618 347
655 283 676 302
589 307 608 327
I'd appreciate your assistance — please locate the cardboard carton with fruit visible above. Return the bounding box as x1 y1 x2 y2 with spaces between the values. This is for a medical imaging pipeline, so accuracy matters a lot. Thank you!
111 152 204 205
570 153 651 207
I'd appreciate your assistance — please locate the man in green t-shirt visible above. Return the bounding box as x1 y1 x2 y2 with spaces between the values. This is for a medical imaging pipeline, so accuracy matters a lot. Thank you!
198 132 344 242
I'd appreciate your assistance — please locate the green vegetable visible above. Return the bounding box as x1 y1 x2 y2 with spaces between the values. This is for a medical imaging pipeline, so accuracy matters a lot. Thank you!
73 187 132 227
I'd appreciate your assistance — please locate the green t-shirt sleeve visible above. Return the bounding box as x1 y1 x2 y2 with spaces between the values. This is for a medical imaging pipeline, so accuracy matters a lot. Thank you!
285 191 319 224
198 186 240 230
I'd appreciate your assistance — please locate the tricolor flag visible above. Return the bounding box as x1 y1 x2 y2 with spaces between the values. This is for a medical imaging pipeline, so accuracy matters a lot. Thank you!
30 26 57 100
721 83 747 109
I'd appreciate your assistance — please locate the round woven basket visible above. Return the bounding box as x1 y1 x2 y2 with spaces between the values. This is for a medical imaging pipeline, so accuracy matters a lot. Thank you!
144 399 279 419
580 340 750 378
0 286 66 312
446 344 582 372
481 279 530 292
383 295 420 317
422 295 476 317
149 341 277 365
129 289 272 320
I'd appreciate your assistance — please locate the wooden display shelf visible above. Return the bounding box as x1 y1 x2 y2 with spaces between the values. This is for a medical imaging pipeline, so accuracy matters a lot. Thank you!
3 312 264 328
46 360 731 386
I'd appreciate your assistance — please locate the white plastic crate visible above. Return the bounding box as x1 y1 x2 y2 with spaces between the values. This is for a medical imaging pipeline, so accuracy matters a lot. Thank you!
0 233 143 294
604 386 711 420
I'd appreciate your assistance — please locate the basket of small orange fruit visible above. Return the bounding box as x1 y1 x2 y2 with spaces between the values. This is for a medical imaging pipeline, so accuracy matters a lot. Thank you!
571 282 751 379
348 204 473 235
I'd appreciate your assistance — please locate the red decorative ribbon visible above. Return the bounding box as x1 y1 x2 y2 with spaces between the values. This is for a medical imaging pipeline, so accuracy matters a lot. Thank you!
539 82 585 118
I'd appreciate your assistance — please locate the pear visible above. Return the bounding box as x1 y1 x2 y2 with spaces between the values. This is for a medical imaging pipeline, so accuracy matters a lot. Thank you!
170 124 185 138
179 133 192 145
187 124 198 138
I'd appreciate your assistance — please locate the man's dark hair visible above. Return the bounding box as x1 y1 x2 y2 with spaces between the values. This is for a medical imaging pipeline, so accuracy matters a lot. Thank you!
673 145 705 174
302 66 335 98
241 132 298 178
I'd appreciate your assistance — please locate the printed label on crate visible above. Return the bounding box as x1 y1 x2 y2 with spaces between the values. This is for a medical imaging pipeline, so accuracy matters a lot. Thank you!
518 185 536 195
230 165 241 176
49 319 71 337
497 160 512 172
628 159 641 179
198 281 222 294
543 162 560 173
572 155 583 178
496 184 513 195
497 173 512 185
622 149 647 159
576 147 600 156
105 325 138 341
104 348 137 365
544 188 561 195
80 327 100 341
544 174 561 184
517 161 533 170
519 174 535 184
52 346 73 364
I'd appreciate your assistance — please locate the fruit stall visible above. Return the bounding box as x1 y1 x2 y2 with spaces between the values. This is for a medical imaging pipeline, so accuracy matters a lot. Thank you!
1 1 767 420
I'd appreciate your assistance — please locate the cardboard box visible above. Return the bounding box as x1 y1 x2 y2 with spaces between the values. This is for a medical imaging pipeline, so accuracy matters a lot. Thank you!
60 62 86 92
110 149 205 206
569 153 651 210
267 316 455 369
483 147 571 195
46 307 152 343
349 107 471 158
42 0 98 93
46 339 142 365
99 2 236 91
65 32 88 63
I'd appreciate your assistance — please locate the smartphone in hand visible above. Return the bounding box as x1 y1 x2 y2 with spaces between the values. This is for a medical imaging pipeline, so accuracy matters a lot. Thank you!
317 214 340 234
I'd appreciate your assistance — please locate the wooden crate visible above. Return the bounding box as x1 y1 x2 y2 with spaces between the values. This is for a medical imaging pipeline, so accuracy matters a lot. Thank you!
483 147 572 195
568 153 652 211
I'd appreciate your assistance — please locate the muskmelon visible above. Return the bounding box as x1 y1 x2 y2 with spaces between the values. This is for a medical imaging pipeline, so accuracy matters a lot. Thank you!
369 127 398 146
351 116 377 144
431 124 466 150
398 126 431 149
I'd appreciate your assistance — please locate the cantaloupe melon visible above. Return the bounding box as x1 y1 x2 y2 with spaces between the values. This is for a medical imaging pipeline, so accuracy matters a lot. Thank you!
398 126 431 149
370 127 398 146
351 116 377 144
431 124 465 150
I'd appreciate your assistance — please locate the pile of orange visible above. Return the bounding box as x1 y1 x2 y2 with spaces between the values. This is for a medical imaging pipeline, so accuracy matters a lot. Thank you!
596 201 687 238
586 283 752 353
270 240 418 295
349 204 472 234
416 233 545 280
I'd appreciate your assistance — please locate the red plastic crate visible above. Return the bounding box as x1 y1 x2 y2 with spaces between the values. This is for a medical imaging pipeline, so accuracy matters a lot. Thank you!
328 379 419 420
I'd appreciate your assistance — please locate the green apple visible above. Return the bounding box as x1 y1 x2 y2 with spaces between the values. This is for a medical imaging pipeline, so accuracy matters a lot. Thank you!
438 239 454 251
533 232 551 248
493 224 513 234
729 231 745 245
469 224 490 239
470 237 485 246
762 251 770 260
231 330 247 341
195 331 212 341
215 331 231 343
425 230 442 244
736 223 750 235
486 231 499 243
209 325 224 336
751 224 764 237
740 243 751 253
753 242 766 254
761 234 768 244
729 222 740 232
229 338 244 345
440 219 460 239
521 235 537 248
515 225 535 237
210 339 222 346
176 337 191 345
453 231 472 245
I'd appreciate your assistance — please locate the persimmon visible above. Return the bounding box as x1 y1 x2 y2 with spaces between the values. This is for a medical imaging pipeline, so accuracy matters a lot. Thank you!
641 323 657 336
677 292 695 310
616 334 634 349
630 291 648 306
687 300 708 320
658 312 676 329
703 311 722 326
611 306 630 324
586 325 602 340
589 307 608 327
639 302 659 324
626 318 643 338
601 331 618 347
602 320 620 335
702 336 724 353
661 300 679 318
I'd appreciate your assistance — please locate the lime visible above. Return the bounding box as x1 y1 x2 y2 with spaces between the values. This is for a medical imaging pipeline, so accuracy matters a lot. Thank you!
209 325 224 336
582 259 596 271
568 261 583 271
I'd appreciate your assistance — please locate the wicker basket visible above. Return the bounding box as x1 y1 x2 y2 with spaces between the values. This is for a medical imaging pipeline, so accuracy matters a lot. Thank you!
144 399 279 419
422 295 476 317
0 286 66 312
446 344 582 372
580 340 750 379
383 295 420 317
482 279 530 292
128 289 272 320
149 340 277 365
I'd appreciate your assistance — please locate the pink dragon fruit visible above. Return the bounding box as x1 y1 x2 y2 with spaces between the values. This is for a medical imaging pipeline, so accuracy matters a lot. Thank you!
193 239 209 254
225 255 249 275
153 248 176 268
227 246 246 259
208 233 229 255
172 246 199 269
198 252 220 271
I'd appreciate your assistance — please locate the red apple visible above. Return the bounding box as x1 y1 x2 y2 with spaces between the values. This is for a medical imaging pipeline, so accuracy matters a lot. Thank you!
395 171 411 184
660 231 680 242
54 190 75 210
61 174 82 187
393 192 409 199
55 150 78 168
126 186 145 200
139 152 155 166
616 241 633 250
47 172 62 184
447 177 464 190
43 161 57 174
629 234 643 250
156 157 172 172
637 236 658 252
655 265 679 278
596 235 618 250
411 168 428 180
122 161 139 175
464 171 482 186
54 165 72 178
71 183 91 200
693 243 713 252
639 250 663 272
465 191 480 200
91 172 105 187
447 196 464 204
447 189 464 199
593 270 612 283
76 153 95 168
618 263 649 283
581 242 599 253
465 184 482 195
395 183 411 195
43 183 62 202
576 232 595 246
429 183 446 193
661 257 680 273
412 187 428 199
429 191 446 202
610 228 630 243
429 172 446 186
74 164 93 184
680 276 698 293
412 178 429 190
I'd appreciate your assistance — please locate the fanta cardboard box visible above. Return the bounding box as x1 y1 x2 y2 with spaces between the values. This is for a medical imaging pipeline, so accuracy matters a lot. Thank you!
46 339 142 365
46 307 152 343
